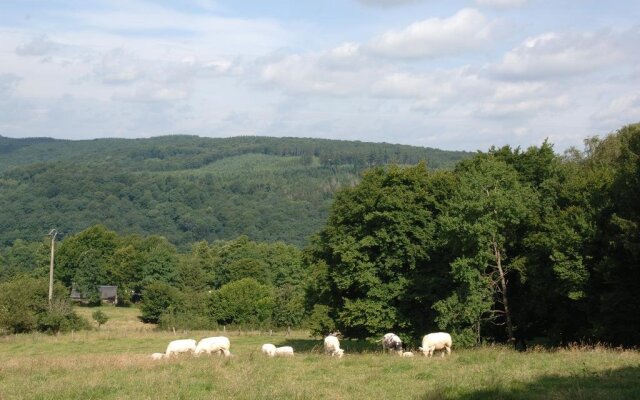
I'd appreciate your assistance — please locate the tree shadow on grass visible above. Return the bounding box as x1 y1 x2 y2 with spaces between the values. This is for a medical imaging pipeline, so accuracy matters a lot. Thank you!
274 338 381 354
420 366 640 400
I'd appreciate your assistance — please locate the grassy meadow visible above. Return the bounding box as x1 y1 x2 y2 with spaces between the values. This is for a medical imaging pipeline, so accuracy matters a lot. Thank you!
0 307 639 400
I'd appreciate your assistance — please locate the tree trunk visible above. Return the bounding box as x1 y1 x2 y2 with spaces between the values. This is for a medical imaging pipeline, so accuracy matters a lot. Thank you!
492 239 514 342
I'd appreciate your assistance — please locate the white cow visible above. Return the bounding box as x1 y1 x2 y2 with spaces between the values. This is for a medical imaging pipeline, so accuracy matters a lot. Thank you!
324 334 344 358
419 332 452 358
382 333 403 354
401 351 414 357
195 336 231 357
165 339 197 357
150 352 165 360
261 343 277 357
274 346 295 357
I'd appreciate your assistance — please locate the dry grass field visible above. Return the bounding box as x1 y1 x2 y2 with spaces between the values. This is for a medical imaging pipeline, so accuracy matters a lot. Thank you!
1 306 639 399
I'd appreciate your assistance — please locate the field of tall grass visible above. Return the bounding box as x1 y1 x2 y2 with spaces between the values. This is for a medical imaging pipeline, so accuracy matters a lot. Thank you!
1 306 639 399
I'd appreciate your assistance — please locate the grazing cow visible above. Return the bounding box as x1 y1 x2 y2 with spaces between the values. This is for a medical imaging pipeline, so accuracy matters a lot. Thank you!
382 333 403 354
419 332 452 358
274 346 295 357
262 343 277 357
324 334 344 358
195 336 231 357
150 352 165 360
165 339 197 357
401 351 414 357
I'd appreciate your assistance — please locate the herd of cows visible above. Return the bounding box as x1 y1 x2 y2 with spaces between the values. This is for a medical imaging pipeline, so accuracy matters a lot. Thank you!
150 332 453 360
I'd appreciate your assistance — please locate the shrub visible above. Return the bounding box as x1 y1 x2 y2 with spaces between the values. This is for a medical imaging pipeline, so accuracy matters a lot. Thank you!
306 304 336 338
0 275 88 334
158 307 215 331
92 309 109 329
139 281 181 323
209 278 275 328
115 287 132 307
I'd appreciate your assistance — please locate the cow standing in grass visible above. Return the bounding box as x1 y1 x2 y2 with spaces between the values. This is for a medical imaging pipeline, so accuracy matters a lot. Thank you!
195 336 231 357
382 333 403 355
275 346 295 357
324 334 344 358
165 339 197 358
419 332 452 358
262 343 277 357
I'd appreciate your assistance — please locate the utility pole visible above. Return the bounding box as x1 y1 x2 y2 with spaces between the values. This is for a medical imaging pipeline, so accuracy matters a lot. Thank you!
48 229 58 305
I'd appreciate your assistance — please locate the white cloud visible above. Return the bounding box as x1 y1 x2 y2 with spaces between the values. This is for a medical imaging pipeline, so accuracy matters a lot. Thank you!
1 1 639 152
367 8 495 59
15 35 60 57
204 60 233 74
477 92 570 117
371 68 489 104
0 74 22 94
371 72 433 98
127 84 190 102
591 92 640 129
93 48 141 84
474 0 529 9
357 0 426 7
259 43 375 96
490 29 638 80
61 2 289 56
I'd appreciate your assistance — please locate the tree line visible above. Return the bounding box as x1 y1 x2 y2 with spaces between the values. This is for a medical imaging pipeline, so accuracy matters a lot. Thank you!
0 136 469 247
0 228 308 333
1 124 638 347
307 124 640 347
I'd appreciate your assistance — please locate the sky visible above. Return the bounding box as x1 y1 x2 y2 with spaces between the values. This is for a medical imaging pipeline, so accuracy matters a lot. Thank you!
0 0 639 151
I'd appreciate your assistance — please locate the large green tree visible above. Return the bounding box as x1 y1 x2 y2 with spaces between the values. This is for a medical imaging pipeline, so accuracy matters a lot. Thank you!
306 163 452 338
209 278 275 327
55 225 119 289
434 156 537 344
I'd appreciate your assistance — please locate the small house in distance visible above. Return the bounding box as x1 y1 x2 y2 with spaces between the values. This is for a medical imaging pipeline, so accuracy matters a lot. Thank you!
70 285 118 304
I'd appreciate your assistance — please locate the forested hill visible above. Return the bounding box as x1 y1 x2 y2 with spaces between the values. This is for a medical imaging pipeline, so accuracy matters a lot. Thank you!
0 135 470 247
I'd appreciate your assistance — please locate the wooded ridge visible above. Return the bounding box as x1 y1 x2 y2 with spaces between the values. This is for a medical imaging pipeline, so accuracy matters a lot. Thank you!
0 135 470 247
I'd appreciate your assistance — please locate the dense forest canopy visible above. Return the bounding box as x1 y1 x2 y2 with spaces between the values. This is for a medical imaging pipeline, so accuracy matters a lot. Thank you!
0 227 306 333
0 135 469 247
306 124 640 346
1 124 639 348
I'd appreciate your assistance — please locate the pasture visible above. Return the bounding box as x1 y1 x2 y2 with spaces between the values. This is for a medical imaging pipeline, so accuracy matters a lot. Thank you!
0 307 639 399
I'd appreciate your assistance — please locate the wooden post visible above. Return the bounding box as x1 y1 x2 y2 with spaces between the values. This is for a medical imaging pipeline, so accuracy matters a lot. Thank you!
48 229 58 306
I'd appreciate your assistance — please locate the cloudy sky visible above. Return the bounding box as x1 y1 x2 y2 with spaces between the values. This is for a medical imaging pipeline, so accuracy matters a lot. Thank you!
1 0 638 151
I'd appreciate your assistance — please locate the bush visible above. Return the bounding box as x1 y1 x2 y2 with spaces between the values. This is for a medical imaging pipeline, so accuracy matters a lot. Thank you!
86 289 102 307
0 275 89 334
116 287 132 307
450 328 479 348
38 299 90 333
157 290 215 330
92 309 109 329
209 278 275 328
139 281 181 323
158 307 215 331
272 284 305 328
306 304 336 337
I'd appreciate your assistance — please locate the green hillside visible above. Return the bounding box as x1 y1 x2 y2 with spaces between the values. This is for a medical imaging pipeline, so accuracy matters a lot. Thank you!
0 135 470 247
